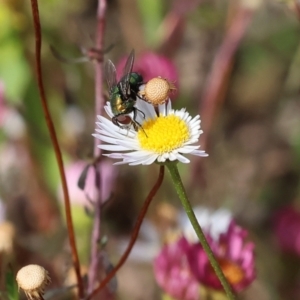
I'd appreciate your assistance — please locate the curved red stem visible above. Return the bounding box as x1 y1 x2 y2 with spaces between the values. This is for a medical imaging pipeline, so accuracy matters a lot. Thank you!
86 165 165 300
29 1 84 298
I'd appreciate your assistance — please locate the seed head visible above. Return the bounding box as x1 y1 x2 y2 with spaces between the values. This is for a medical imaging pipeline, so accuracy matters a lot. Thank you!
0 221 15 254
16 265 51 300
139 77 176 105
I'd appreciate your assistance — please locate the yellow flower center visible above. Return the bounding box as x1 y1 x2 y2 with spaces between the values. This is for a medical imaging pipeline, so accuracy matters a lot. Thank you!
137 114 190 153
218 258 245 285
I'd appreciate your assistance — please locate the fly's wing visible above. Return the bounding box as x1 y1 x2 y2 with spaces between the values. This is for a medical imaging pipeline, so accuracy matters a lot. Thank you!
50 45 89 64
104 60 117 92
119 50 135 97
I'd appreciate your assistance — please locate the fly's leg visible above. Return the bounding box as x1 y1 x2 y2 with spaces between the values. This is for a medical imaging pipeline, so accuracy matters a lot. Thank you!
132 107 147 137
112 116 122 128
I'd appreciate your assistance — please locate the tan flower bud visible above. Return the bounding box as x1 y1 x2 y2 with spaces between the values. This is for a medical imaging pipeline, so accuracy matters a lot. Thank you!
0 221 15 254
139 77 176 105
16 265 51 300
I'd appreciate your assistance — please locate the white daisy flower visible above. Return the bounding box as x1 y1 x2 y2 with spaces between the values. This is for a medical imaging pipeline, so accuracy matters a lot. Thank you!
178 206 233 242
93 99 208 165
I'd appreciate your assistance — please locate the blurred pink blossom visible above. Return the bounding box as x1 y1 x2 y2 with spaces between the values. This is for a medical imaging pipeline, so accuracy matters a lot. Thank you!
186 222 255 292
273 206 300 255
0 81 9 127
58 160 117 207
154 211 255 296
154 237 201 300
116 52 179 98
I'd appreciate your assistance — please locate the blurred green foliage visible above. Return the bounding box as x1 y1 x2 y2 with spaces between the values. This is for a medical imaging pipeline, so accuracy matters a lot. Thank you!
137 0 164 46
1 1 300 299
5 267 18 300
0 3 30 103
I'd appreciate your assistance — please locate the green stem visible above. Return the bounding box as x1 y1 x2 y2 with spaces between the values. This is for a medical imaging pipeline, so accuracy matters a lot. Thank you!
165 161 236 300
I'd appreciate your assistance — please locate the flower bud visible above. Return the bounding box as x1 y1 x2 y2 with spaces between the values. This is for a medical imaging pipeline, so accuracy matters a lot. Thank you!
16 265 51 300
139 77 176 105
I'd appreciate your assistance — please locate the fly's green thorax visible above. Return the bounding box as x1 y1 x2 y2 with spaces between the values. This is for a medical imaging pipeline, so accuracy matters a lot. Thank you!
127 72 143 94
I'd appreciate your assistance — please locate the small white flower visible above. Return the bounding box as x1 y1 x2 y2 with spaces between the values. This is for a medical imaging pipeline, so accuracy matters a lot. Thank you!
179 206 233 242
93 99 208 165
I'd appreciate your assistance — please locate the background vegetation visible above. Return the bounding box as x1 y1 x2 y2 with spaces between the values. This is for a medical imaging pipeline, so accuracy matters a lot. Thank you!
1 0 300 299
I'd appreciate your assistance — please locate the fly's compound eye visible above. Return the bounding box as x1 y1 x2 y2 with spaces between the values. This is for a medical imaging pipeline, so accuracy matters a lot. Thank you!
116 115 133 126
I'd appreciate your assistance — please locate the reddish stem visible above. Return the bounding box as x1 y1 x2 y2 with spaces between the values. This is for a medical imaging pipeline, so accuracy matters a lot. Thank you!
86 165 165 300
87 0 107 294
200 7 254 149
189 5 255 189
294 1 300 19
159 0 201 56
94 0 107 134
29 1 84 298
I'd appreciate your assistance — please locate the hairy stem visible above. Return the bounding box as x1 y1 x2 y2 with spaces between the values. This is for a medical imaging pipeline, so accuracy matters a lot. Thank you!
88 0 107 294
166 161 236 300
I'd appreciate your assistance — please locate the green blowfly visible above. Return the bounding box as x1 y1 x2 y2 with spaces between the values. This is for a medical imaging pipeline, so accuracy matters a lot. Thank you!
105 50 145 130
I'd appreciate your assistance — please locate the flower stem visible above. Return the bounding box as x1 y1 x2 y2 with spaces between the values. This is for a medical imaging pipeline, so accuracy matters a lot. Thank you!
86 166 165 300
29 1 83 297
88 0 107 293
165 161 236 300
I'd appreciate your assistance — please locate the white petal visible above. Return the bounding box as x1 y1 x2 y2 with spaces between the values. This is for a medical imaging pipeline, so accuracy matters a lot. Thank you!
176 153 190 163
168 152 177 161
99 145 130 151
136 99 157 119
117 140 141 150
157 155 166 162
191 150 208 157
103 105 114 118
129 154 157 165
158 102 166 116
178 146 200 153
124 155 153 165
122 150 153 158
113 160 132 165
104 153 126 159
93 134 120 145
142 155 158 165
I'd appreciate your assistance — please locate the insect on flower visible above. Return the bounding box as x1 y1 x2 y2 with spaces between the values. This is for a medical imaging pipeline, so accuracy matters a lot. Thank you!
104 50 145 130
